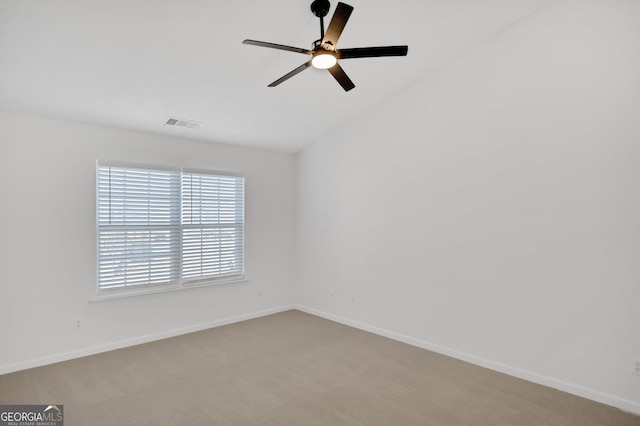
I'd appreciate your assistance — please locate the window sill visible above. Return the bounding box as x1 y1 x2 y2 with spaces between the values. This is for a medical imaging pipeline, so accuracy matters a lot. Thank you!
89 277 248 303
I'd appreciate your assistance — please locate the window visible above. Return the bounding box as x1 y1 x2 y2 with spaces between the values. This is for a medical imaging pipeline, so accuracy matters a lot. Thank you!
96 163 244 294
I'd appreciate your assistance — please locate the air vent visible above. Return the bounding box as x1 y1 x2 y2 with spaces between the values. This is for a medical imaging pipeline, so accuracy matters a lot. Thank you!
164 117 200 130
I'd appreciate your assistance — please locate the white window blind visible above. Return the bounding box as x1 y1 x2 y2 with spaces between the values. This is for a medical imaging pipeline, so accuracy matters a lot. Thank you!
97 163 244 291
181 172 245 281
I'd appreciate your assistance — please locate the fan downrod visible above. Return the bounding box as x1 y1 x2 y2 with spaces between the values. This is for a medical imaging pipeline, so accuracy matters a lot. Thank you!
310 0 331 18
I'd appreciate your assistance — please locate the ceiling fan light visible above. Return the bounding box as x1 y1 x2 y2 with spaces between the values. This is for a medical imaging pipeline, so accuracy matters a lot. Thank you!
312 52 337 69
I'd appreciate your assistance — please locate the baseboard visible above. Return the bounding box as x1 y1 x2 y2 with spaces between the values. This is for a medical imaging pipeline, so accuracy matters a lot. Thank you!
0 305 295 376
294 305 640 416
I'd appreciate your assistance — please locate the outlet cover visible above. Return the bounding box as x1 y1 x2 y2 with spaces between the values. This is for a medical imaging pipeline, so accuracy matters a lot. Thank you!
634 359 640 376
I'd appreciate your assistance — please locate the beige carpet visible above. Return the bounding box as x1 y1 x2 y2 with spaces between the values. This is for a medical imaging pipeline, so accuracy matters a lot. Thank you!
1 310 638 425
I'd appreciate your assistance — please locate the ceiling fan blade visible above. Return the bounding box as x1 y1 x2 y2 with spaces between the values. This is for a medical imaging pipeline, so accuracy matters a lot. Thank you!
268 61 313 87
322 2 354 50
243 39 312 55
327 63 355 91
337 45 408 59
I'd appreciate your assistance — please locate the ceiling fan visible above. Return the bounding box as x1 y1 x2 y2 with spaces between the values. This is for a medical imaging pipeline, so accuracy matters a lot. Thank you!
243 0 408 92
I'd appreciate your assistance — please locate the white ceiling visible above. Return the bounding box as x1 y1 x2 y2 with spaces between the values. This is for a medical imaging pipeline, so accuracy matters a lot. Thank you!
0 0 552 153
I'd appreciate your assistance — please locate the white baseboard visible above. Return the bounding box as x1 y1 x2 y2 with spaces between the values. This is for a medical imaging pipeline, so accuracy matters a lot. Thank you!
3 304 638 416
0 305 295 376
294 305 640 416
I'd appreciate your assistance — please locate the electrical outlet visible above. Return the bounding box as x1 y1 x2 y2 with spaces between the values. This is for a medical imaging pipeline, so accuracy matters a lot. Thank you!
634 359 640 376
330 291 334 300
351 295 356 305
257 288 262 297
74 317 81 329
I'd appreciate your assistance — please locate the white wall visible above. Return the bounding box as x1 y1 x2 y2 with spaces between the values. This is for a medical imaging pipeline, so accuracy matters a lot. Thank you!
0 111 295 373
296 0 640 413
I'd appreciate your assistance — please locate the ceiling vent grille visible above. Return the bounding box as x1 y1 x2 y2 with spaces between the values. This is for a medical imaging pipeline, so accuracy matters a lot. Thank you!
164 117 200 130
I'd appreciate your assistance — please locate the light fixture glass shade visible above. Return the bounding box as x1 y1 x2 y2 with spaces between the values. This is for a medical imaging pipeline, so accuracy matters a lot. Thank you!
312 52 337 69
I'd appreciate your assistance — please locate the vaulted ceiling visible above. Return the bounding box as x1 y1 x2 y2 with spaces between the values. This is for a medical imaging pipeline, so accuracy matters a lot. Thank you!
0 0 551 152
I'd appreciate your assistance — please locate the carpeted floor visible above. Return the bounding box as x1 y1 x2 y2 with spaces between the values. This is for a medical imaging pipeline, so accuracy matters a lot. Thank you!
1 310 638 425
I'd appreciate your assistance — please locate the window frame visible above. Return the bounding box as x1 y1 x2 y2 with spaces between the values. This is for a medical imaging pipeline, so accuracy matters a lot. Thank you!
93 161 246 301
